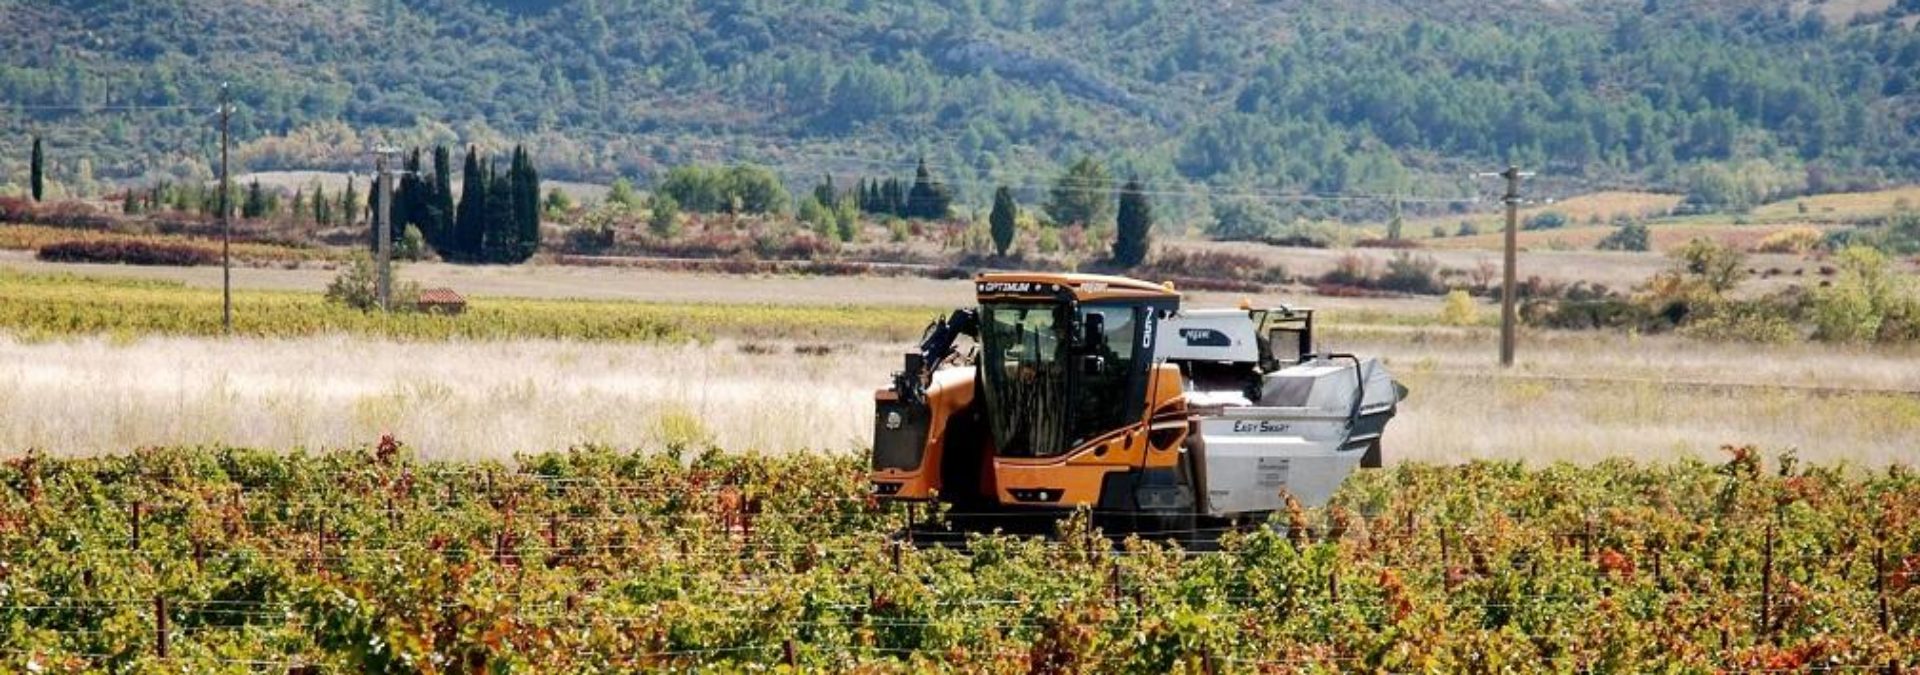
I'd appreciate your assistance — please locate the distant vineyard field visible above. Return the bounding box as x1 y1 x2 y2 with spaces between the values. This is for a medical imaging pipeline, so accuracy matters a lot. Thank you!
0 445 1913 671
0 270 937 344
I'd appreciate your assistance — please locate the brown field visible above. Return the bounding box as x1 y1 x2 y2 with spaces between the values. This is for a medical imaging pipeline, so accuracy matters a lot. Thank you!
1427 222 1846 254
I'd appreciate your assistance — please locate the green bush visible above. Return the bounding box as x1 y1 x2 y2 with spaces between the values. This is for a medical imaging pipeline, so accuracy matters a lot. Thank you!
1595 222 1650 252
1522 211 1568 231
1810 245 1920 343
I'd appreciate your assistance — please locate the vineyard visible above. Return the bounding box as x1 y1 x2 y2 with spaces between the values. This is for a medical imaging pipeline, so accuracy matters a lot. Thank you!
1 443 1914 672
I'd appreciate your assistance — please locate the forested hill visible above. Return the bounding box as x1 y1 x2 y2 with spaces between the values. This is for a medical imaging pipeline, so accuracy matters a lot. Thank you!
3 0 1919 219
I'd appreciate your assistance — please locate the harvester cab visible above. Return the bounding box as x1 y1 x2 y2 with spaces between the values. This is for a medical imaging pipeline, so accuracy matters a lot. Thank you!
870 272 1406 537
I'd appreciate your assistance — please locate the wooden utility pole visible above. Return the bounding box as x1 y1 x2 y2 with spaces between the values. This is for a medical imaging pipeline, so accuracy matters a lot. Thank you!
1493 165 1532 368
219 83 232 335
373 146 398 312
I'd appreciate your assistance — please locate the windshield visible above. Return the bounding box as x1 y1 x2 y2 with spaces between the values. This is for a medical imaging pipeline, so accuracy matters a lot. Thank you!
979 303 1070 458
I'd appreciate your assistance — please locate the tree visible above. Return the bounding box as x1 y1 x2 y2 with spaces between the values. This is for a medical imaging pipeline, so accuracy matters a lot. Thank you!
649 194 680 237
453 147 487 261
1811 245 1917 342
1385 198 1404 240
990 186 1017 257
906 158 952 220
607 177 640 209
30 136 44 202
1113 178 1152 267
544 188 572 217
431 146 455 250
243 179 267 219
312 183 330 226
1046 156 1112 227
512 145 541 261
340 176 358 227
814 174 836 208
1673 238 1747 294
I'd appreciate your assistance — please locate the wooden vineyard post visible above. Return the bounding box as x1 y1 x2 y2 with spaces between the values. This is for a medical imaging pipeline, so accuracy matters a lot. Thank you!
1878 541 1897 675
1329 563 1340 604
1761 522 1775 637
783 638 796 666
131 500 143 550
153 595 169 658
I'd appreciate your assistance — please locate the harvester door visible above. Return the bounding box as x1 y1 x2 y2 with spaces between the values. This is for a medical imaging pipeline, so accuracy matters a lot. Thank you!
1070 304 1147 447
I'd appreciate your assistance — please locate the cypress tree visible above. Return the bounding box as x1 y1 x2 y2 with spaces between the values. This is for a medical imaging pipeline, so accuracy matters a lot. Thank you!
432 145 454 252
906 158 952 220
990 186 1017 257
400 148 428 248
454 146 486 262
485 158 515 263
366 175 383 251
30 136 44 202
341 177 358 227
243 179 267 219
815 174 836 208
512 145 540 262
312 183 329 226
1113 178 1153 267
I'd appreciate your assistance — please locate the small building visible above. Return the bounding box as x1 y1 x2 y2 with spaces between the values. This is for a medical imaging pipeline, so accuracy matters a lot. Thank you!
417 287 467 315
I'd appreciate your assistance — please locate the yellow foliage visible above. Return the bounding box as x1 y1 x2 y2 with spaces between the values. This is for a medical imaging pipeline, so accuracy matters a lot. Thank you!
1438 289 1479 327
1751 226 1823 254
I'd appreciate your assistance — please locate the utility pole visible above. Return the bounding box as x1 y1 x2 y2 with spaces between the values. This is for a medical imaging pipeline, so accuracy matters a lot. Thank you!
219 83 232 336
373 146 399 312
1497 166 1531 367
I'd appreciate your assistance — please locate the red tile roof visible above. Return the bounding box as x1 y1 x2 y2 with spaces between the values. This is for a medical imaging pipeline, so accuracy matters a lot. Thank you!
418 288 465 305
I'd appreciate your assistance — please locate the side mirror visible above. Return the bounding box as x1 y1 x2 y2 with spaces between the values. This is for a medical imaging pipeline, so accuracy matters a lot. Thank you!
1081 354 1107 375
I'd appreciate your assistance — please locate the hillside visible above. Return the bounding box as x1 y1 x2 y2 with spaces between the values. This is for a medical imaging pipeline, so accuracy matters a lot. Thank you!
2 0 1919 222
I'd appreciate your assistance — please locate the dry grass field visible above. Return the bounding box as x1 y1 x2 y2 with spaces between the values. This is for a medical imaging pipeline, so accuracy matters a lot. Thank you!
4 324 1912 466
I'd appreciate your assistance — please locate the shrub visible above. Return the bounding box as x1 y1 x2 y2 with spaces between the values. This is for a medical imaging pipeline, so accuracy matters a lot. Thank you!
1133 249 1284 286
1430 225 1448 238
1456 221 1480 237
564 225 616 255
1596 222 1651 252
325 253 420 311
1321 253 1377 287
1207 198 1278 240
1439 289 1479 326
648 195 681 237
1810 245 1918 343
36 239 218 266
1752 227 1823 254
1680 299 1800 343
1672 238 1748 293
1523 211 1568 231
1354 238 1421 249
1378 252 1443 295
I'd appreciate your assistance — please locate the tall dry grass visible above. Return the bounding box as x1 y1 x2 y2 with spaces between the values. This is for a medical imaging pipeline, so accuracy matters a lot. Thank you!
0 335 891 459
2 329 1913 466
